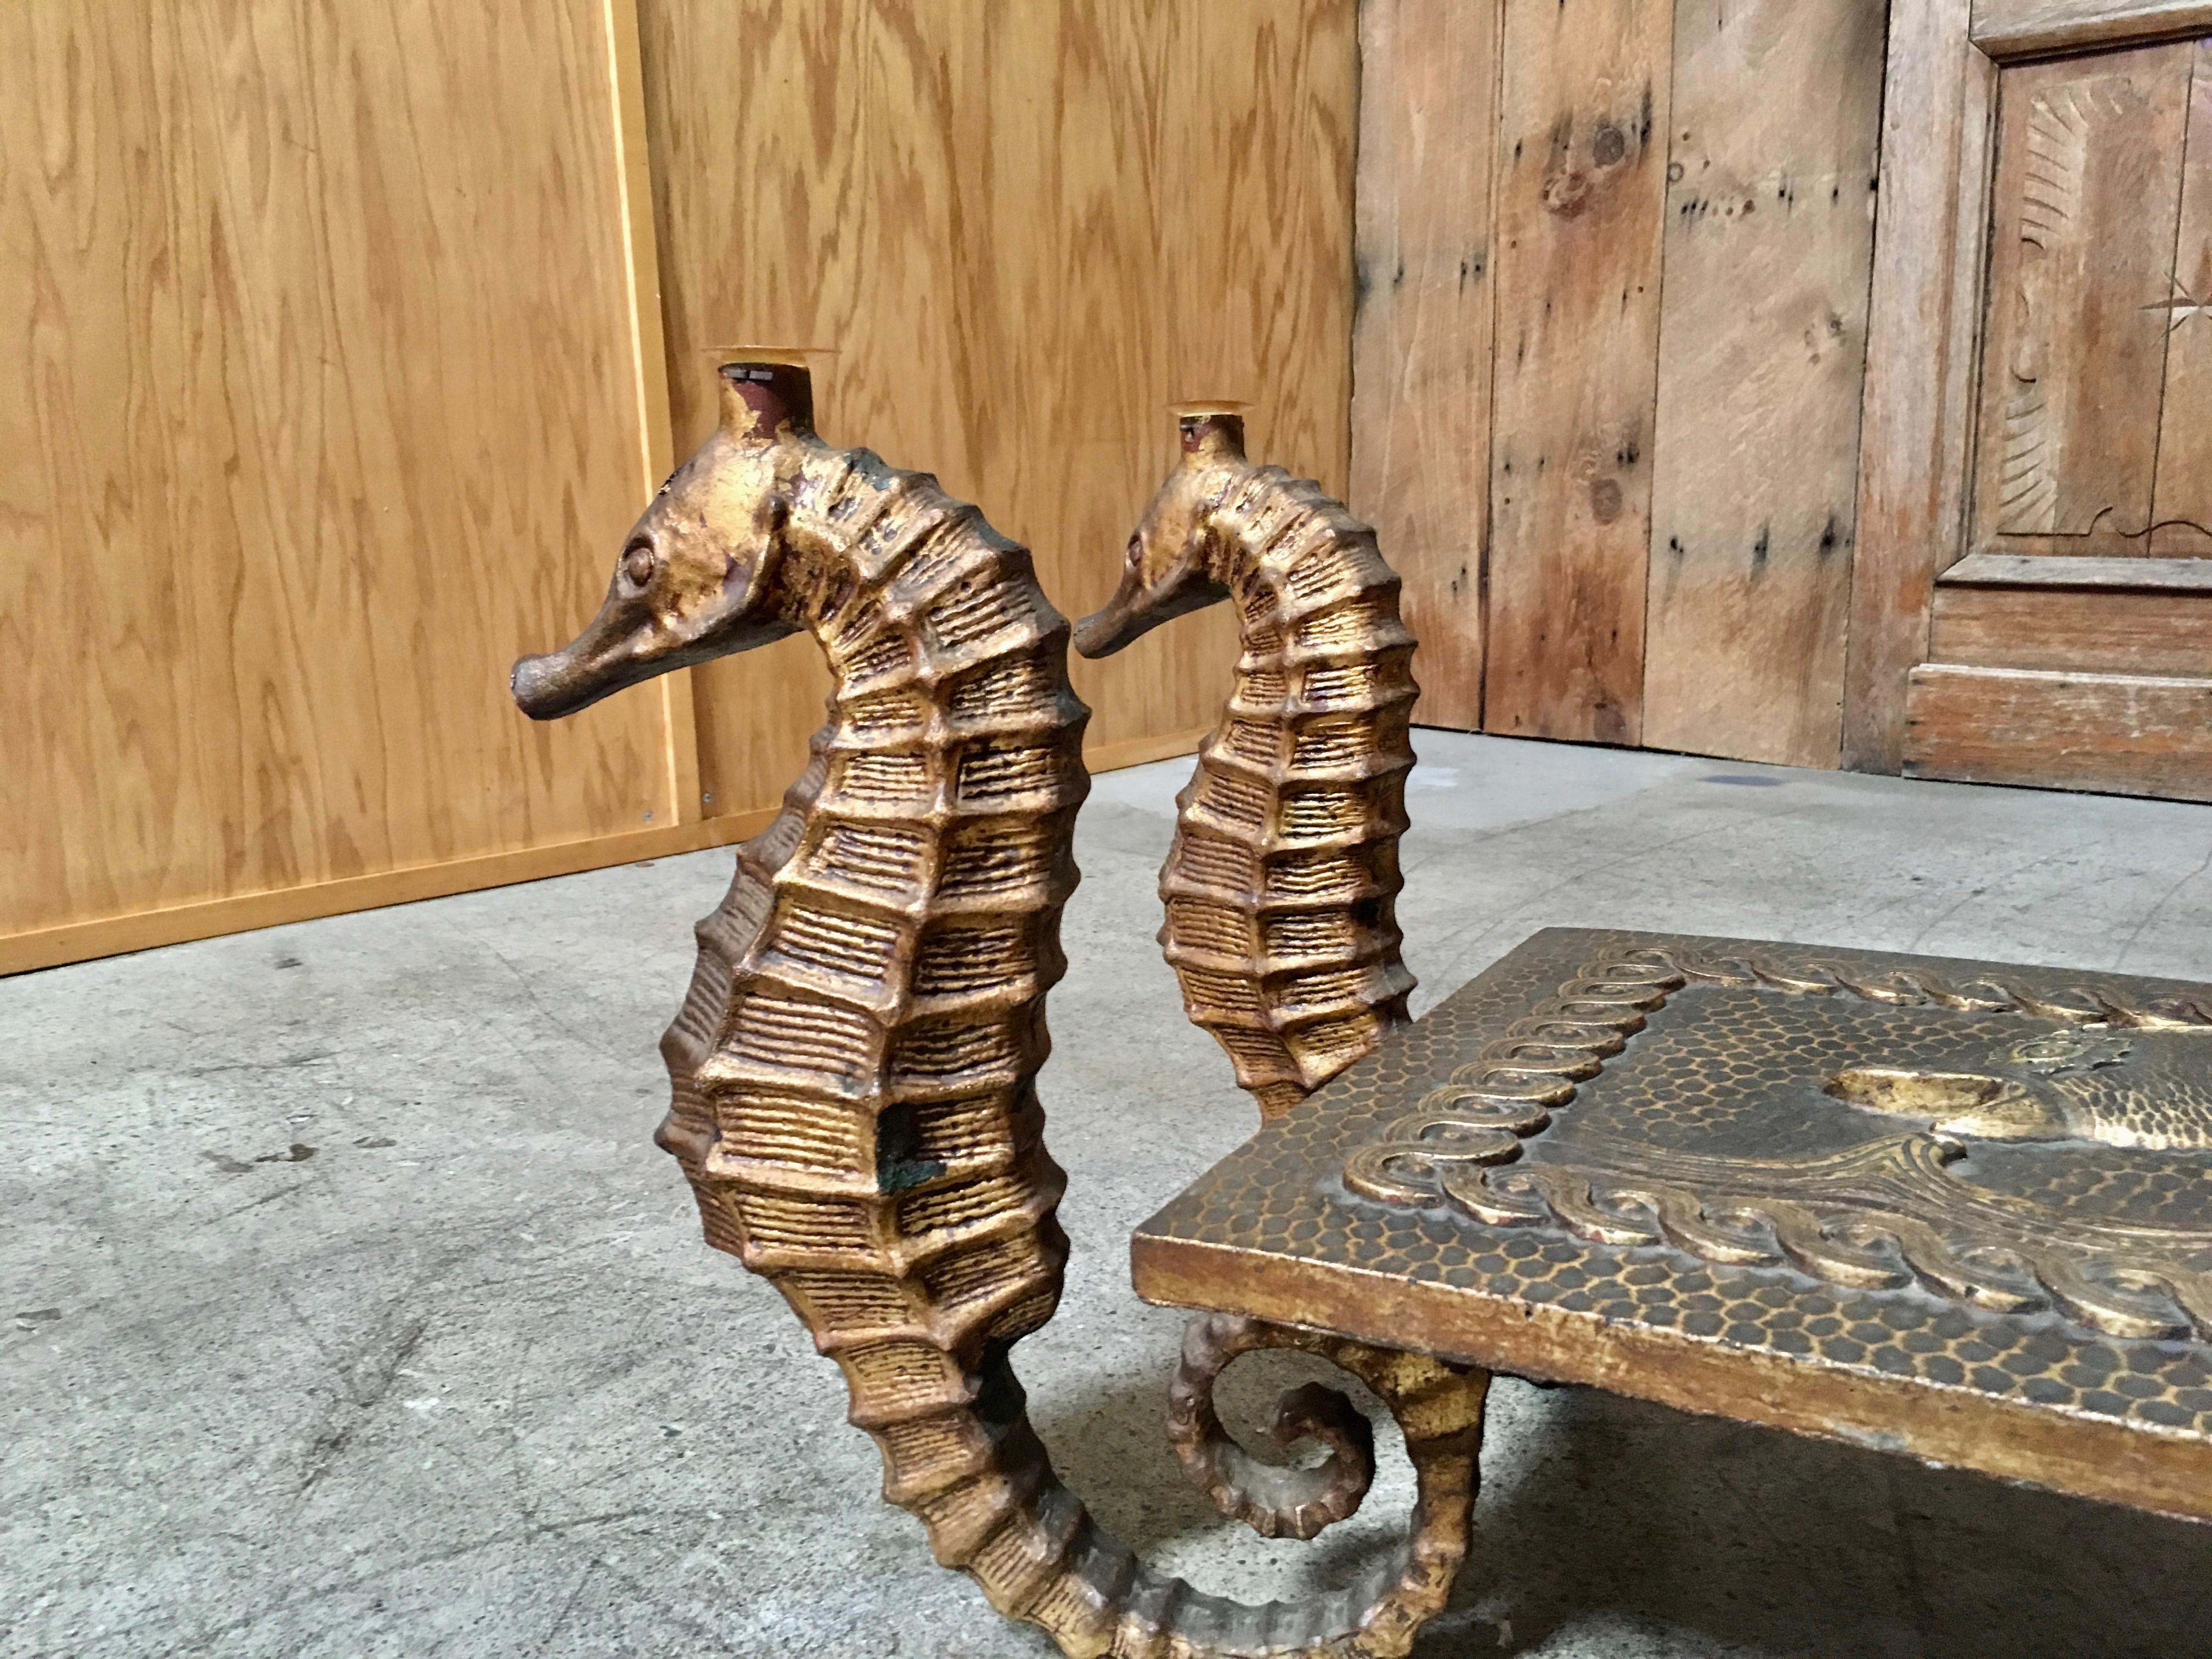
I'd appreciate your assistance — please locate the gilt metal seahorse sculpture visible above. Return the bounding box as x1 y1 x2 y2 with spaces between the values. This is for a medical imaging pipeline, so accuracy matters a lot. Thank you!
1075 411 1452 1544
1075 410 1419 1124
512 364 1482 1659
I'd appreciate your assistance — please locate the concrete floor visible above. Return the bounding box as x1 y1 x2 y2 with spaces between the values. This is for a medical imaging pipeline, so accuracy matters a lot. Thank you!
10 730 2212 1659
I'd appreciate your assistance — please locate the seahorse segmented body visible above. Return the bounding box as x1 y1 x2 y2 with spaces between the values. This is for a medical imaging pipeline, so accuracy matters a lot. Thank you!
512 365 1481 1659
1077 411 1418 1122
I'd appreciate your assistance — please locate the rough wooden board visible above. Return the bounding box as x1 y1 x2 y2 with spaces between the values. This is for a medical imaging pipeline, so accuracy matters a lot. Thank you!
1939 551 2212 586
637 0 1357 818
0 2 675 944
1482 0 1673 746
1348 0 1500 733
1904 664 2212 799
1928 584 2212 674
1972 0 2212 57
2154 41 2212 556
1971 43 2193 552
1641 0 1886 768
1843 0 1997 772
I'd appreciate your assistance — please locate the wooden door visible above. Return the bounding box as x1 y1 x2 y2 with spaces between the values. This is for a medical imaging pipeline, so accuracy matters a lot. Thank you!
1849 1 2212 799
1352 0 1892 766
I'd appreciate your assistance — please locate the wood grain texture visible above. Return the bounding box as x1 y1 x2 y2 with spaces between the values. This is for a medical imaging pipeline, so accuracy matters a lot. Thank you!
1904 664 2212 800
1482 0 1673 746
1929 585 2212 673
0 812 770 979
1971 43 2193 554
1641 0 1887 767
1973 0 2212 57
602 0 699 824
2154 41 2212 555
1348 0 1501 732
1843 0 1997 771
1 1 675 946
636 0 1357 815
1940 551 2212 586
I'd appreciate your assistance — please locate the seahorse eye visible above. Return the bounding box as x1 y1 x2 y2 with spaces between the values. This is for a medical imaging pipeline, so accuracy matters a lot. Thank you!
622 541 657 586
1125 533 1143 569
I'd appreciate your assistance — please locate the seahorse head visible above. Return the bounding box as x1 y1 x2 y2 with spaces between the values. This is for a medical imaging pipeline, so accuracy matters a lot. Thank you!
1071 408 1248 658
512 361 815 718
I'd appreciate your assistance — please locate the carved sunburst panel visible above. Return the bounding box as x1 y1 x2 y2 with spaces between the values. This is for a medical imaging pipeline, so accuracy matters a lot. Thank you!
1970 36 2212 557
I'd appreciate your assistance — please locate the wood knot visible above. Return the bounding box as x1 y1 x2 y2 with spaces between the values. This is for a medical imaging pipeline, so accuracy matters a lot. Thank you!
1542 169 1592 217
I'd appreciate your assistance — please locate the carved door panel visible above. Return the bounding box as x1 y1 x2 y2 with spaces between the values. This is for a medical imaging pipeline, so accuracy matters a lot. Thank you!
1972 41 2207 558
1867 7 2212 800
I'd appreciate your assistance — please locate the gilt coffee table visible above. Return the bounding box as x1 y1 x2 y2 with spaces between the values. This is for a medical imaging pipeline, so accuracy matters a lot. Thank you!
1132 929 2212 1521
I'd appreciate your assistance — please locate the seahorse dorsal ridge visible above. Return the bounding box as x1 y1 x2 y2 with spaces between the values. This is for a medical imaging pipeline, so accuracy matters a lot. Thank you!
1077 409 1419 1122
510 366 1481 1657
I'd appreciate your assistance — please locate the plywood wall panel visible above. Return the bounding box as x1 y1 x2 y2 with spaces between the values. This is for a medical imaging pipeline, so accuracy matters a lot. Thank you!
0 1 674 946
1483 0 1673 746
1348 0 1501 732
1641 0 1886 768
637 0 1359 814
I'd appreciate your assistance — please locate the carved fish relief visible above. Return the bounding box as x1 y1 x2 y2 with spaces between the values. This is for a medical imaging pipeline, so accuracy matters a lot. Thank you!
1832 1028 2212 1153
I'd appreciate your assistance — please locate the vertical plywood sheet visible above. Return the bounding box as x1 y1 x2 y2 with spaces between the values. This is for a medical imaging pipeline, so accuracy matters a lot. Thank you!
1483 0 1672 746
0 2 672 940
1348 0 1501 731
1641 0 1887 767
2153 42 2212 555
1972 42 2193 552
637 1 1358 814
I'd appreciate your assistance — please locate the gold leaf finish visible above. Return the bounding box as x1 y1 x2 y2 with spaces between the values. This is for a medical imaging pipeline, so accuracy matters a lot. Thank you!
1078 415 1486 1581
514 366 1482 1658
1132 929 2212 1525
1077 412 1419 1123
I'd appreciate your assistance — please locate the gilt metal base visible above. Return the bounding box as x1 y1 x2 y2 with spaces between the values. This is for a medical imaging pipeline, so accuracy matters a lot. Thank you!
1132 928 2212 1523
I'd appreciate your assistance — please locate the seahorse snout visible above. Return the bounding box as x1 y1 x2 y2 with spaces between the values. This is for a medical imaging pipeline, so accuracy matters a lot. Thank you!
508 651 569 720
510 631 635 720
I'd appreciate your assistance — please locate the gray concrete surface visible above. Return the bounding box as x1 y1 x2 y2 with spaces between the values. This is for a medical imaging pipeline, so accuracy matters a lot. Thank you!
10 730 2212 1658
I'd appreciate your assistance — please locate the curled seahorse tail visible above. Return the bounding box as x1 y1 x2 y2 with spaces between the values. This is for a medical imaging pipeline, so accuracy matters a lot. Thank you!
647 446 1476 1657
843 1305 1486 1659
691 1059 1485 1657
680 1084 1485 1657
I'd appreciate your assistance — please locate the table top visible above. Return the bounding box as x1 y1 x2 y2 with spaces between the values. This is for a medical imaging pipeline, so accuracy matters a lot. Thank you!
1130 929 2212 1521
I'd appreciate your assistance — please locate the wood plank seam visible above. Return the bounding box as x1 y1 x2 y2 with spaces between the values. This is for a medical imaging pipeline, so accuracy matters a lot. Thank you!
1477 2 1507 736
1842 1 2000 770
601 0 698 827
